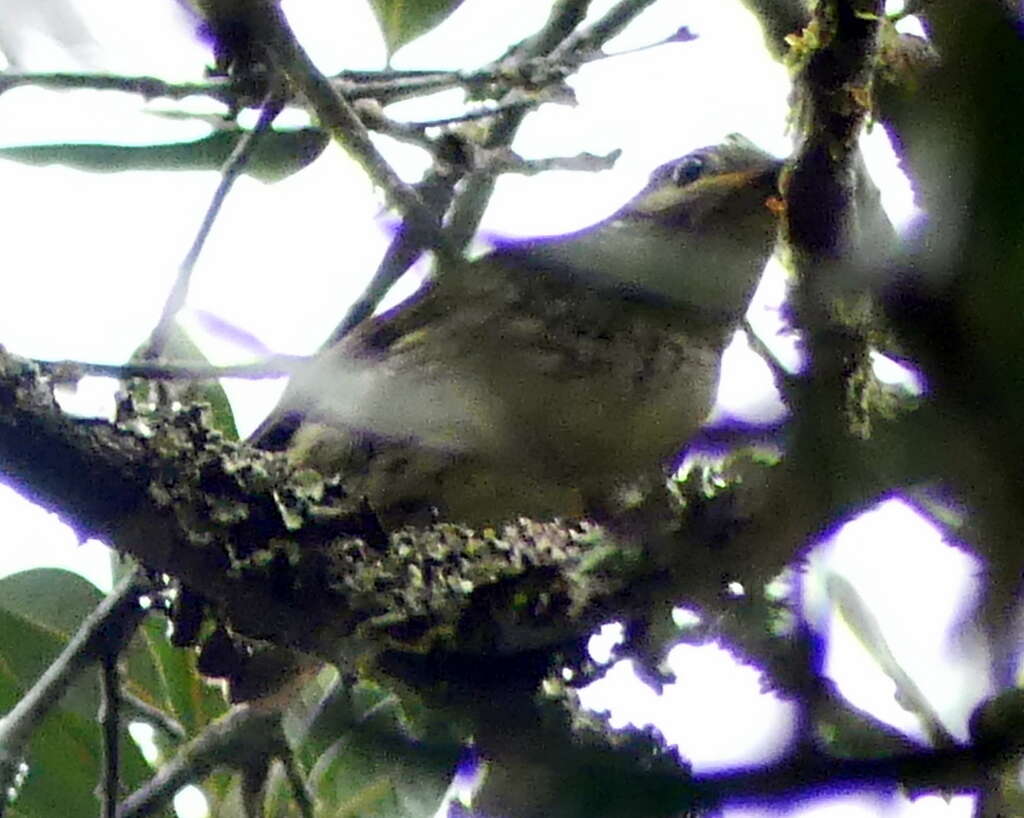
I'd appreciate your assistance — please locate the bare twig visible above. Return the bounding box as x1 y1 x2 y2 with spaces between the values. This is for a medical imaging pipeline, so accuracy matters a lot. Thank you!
116 706 285 818
445 0 595 250
0 570 152 798
323 137 469 346
0 71 231 101
446 0 659 250
481 148 621 176
1 17 674 109
405 99 537 130
240 0 452 266
0 68 459 109
826 573 958 748
36 356 304 383
280 750 315 818
597 25 698 58
98 653 122 818
550 0 661 59
348 99 436 150
121 691 186 742
146 90 286 359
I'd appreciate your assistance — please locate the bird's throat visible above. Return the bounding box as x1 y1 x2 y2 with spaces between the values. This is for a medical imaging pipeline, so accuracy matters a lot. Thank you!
503 217 771 320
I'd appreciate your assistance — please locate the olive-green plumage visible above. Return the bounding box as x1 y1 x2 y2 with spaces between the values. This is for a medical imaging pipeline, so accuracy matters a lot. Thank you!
253 136 783 526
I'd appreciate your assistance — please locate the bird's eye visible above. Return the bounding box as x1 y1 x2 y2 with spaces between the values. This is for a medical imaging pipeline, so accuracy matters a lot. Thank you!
671 154 706 186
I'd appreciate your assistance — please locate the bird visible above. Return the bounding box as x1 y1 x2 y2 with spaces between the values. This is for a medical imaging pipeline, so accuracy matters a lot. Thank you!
251 136 783 529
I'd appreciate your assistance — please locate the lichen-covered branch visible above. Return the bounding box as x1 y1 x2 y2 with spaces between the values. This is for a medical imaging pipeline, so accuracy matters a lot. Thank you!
0 348 662 672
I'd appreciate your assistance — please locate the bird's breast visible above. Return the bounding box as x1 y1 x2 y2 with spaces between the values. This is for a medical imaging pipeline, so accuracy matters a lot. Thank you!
477 307 724 485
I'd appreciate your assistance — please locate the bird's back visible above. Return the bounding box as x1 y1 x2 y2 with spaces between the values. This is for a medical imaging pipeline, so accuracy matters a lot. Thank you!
277 254 729 525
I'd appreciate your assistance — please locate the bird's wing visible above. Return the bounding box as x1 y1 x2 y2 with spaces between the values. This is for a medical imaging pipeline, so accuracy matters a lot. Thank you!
253 278 512 462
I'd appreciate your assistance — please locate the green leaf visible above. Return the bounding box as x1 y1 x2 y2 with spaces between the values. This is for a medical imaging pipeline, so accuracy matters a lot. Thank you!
368 0 466 57
0 569 105 721
256 677 457 818
128 321 240 442
4 705 166 818
159 323 240 442
289 682 456 818
198 768 239 818
0 570 172 818
0 128 329 182
127 614 228 738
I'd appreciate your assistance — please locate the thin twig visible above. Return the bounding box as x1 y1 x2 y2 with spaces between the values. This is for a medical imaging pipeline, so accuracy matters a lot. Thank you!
116 706 284 818
826 573 958 748
444 109 526 252
0 72 231 101
446 0 658 250
280 751 315 818
550 0 661 60
243 0 454 267
405 99 537 130
147 89 286 358
337 70 461 103
0 570 152 798
0 21 676 115
36 355 304 383
742 316 798 400
323 138 468 345
348 100 435 150
600 26 698 58
481 148 621 176
0 68 459 108
121 691 187 742
98 653 122 818
445 0 595 250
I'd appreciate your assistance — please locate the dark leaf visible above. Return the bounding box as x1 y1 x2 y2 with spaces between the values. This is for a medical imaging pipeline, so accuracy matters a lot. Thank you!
368 0 466 57
126 614 228 739
0 570 171 817
0 569 104 721
0 128 329 182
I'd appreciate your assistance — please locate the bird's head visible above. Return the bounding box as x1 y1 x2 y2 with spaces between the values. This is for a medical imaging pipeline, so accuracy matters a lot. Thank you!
618 135 782 229
502 135 784 319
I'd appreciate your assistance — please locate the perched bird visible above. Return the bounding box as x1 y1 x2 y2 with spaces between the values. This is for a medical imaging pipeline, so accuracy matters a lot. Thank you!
253 136 783 528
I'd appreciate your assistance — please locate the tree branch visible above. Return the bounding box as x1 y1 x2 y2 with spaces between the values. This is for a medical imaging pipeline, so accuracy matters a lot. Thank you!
446 0 659 250
238 0 451 264
0 348 655 668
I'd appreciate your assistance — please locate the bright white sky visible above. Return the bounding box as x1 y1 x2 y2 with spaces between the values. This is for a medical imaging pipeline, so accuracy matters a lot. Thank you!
0 2 982 817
